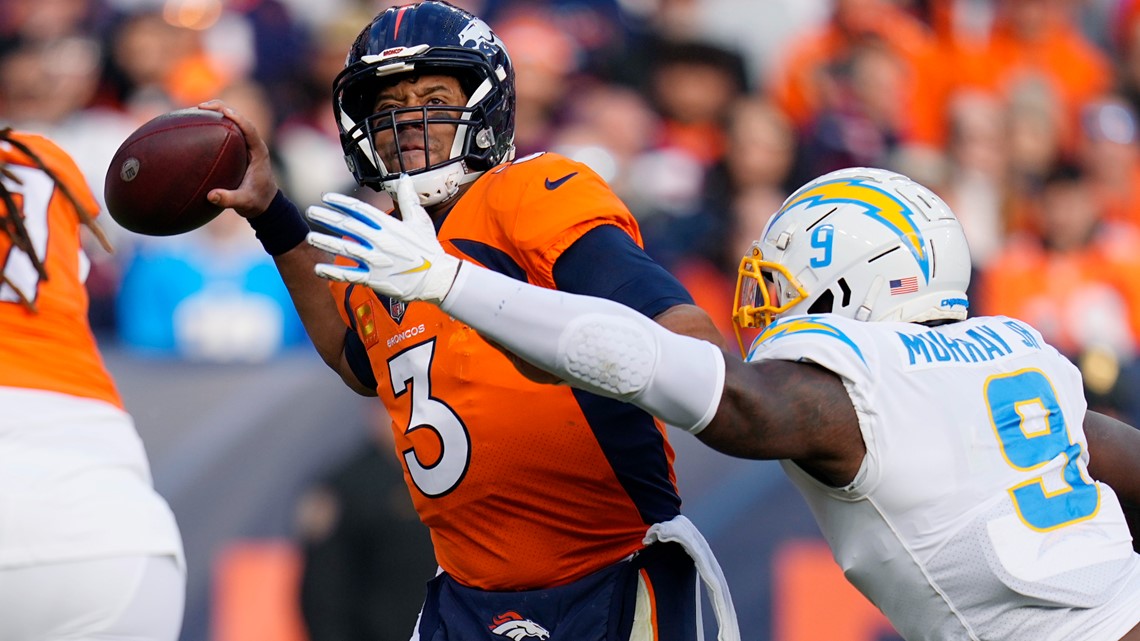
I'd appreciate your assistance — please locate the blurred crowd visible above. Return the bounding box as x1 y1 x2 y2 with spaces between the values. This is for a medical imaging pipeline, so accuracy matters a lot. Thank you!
4 0 1140 424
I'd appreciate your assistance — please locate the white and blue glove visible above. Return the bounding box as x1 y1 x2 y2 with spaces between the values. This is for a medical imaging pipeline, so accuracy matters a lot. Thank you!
304 175 461 305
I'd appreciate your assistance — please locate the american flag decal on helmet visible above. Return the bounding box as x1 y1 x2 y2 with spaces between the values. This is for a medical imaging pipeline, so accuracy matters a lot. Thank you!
889 277 918 295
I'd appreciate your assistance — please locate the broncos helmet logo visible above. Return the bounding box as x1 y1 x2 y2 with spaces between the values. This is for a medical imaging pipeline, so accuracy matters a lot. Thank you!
458 18 504 56
775 177 931 282
488 611 550 640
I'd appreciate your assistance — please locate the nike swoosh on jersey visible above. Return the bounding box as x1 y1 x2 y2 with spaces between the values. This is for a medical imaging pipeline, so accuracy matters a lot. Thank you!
398 259 432 275
544 172 578 190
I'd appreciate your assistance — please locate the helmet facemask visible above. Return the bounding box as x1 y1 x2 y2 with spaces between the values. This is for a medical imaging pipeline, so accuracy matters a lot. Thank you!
335 50 513 206
732 242 808 356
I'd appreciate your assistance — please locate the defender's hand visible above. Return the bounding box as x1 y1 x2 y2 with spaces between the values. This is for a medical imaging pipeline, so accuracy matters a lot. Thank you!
305 176 460 305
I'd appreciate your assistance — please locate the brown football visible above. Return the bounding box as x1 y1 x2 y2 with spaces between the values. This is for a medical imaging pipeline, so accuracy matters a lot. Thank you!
104 108 248 236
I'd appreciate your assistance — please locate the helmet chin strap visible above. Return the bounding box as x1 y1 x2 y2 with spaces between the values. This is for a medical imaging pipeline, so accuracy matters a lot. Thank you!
382 164 483 207
856 275 883 322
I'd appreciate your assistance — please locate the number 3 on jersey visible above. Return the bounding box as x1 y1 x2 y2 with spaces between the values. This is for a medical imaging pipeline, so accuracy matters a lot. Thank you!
985 368 1100 531
388 340 471 497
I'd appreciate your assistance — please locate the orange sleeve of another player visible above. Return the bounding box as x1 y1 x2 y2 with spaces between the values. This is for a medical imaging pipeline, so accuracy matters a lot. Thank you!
0 133 122 407
474 153 642 288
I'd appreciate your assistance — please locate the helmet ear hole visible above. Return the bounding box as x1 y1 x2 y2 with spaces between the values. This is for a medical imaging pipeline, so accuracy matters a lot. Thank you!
808 289 835 315
837 278 852 307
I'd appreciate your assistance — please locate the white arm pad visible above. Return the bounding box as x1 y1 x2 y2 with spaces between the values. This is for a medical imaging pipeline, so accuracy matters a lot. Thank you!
440 263 725 433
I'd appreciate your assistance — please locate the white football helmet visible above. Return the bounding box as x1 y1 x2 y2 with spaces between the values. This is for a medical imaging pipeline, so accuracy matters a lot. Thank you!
733 167 971 352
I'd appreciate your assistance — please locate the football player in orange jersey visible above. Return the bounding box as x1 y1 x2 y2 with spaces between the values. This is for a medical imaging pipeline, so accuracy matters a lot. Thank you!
202 2 739 640
0 129 185 640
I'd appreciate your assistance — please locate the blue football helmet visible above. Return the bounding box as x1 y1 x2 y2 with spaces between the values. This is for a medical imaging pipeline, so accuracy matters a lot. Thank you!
333 1 516 206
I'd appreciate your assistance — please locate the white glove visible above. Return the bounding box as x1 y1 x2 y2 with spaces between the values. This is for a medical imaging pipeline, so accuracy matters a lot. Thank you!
304 175 461 305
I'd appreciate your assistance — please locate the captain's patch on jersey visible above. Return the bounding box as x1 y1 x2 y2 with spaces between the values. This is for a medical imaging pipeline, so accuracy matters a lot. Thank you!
354 301 380 347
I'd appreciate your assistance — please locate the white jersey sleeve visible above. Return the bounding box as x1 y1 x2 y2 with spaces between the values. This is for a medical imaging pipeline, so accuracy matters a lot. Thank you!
745 315 884 496
747 314 1140 641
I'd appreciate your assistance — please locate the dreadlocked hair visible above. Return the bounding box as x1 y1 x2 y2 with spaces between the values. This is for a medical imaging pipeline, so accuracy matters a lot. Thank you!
0 127 112 312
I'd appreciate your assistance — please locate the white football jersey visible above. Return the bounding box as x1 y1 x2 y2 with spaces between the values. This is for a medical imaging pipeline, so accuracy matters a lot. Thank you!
748 314 1140 641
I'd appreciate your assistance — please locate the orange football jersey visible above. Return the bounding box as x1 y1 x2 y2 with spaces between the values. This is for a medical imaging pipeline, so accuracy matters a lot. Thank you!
330 153 682 590
0 133 122 408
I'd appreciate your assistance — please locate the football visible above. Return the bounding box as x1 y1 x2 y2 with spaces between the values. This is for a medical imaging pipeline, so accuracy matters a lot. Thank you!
104 108 248 236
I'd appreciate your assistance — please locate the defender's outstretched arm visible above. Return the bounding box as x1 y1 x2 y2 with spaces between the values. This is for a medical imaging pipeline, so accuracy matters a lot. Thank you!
439 261 726 433
304 178 863 484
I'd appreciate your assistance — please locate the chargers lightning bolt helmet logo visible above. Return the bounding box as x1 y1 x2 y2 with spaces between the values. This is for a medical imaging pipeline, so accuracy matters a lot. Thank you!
733 167 971 355
775 176 931 283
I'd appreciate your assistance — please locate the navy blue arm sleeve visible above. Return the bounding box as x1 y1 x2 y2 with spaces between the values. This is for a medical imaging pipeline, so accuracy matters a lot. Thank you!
551 225 694 319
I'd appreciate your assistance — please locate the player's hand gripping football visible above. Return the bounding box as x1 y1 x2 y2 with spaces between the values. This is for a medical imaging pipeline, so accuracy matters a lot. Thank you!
304 175 460 305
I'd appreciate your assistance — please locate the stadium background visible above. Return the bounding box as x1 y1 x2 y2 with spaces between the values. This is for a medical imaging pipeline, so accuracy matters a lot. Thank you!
5 0 1140 639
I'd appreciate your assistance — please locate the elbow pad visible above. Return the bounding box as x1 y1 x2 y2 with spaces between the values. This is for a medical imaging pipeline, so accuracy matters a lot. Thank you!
441 264 725 433
557 313 724 433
